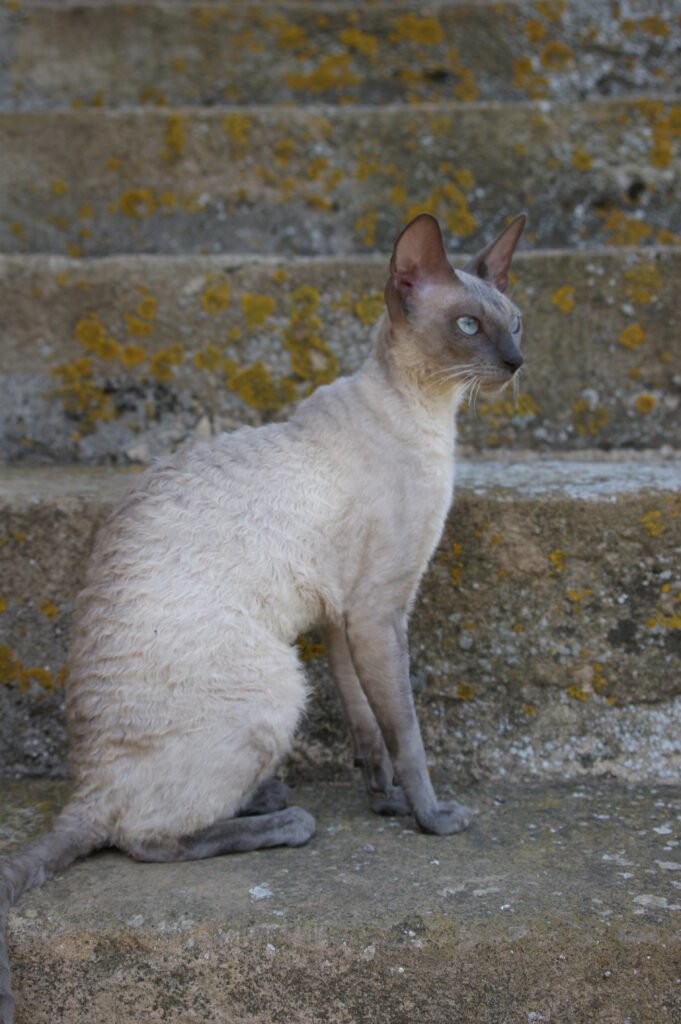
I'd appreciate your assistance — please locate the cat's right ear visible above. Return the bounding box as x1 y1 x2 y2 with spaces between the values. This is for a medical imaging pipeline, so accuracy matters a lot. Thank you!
385 213 455 325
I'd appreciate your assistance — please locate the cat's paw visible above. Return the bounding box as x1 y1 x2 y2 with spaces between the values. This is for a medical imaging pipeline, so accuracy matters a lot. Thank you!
369 785 410 817
281 806 316 847
416 800 473 836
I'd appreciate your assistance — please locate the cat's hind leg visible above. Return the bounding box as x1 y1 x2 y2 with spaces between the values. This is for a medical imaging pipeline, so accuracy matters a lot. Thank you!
239 778 291 816
126 806 315 863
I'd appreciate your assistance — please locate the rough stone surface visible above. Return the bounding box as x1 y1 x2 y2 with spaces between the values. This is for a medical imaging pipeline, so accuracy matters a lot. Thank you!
1 248 679 463
1 1 678 110
1 456 679 781
1 99 679 257
2 779 680 1024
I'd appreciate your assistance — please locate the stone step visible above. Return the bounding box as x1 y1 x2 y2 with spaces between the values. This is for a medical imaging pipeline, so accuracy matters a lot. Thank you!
2 779 680 1024
2 1 678 110
1 249 679 463
2 98 679 257
1 455 679 782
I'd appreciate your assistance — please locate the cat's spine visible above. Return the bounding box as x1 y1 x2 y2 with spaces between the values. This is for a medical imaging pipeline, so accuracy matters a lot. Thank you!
0 801 106 1024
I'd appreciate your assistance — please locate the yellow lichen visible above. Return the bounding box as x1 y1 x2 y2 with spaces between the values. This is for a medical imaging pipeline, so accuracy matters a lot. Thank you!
40 600 58 620
641 510 665 537
566 686 589 702
512 56 548 97
74 315 120 359
354 209 378 246
283 286 338 395
339 27 378 58
522 703 537 716
277 23 308 50
194 344 222 372
354 292 383 325
571 146 592 171
0 598 7 614
118 189 156 218
120 344 147 368
285 54 361 94
622 15 668 37
162 114 186 162
453 168 475 190
51 357 114 432
602 211 653 246
222 113 251 149
50 179 68 197
390 15 444 45
0 643 62 694
150 344 184 382
623 264 661 305
550 285 575 313
139 85 167 106
618 323 646 349
137 296 158 321
448 50 480 102
242 293 277 329
572 398 608 437
524 19 547 42
536 1 566 21
228 361 285 411
634 393 656 415
540 40 574 69
549 549 566 572
124 315 153 338
455 682 474 701
201 281 230 314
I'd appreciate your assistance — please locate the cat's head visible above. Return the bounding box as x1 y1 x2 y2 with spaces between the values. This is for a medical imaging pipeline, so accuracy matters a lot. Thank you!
384 212 526 393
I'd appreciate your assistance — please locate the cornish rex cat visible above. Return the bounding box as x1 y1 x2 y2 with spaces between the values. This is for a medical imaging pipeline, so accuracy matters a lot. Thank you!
0 211 525 1022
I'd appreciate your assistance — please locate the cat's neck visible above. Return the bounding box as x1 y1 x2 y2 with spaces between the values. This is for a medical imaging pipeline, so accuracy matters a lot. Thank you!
359 315 465 451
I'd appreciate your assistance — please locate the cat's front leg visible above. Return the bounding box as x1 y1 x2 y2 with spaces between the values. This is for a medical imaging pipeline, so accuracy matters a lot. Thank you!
344 609 472 836
325 623 409 816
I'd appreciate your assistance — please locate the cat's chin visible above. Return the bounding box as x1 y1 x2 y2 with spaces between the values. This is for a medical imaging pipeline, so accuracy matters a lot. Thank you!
479 375 516 394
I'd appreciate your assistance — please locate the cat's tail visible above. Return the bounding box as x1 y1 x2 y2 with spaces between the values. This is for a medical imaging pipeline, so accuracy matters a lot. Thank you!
0 800 106 1024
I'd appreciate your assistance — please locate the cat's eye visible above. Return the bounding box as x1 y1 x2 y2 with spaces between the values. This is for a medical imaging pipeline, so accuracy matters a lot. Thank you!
511 315 522 334
456 315 480 336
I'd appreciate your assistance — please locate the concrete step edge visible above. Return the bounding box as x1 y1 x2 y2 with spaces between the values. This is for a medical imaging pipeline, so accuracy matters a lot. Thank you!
1 453 680 504
3 779 681 1024
2 243 681 266
2 94 679 118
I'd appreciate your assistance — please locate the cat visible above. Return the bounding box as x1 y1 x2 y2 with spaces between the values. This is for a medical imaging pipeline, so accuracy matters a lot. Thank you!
0 210 525 1023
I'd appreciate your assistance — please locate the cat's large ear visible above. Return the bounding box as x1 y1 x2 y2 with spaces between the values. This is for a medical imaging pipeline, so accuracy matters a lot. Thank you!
463 213 526 293
385 213 455 323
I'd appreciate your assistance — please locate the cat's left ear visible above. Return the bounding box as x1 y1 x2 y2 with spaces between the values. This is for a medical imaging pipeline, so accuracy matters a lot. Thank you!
463 213 526 293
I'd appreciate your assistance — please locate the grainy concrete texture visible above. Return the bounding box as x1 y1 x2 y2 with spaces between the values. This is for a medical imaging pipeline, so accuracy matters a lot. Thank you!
1 249 679 463
1 99 679 257
1 0 678 109
1 456 679 781
2 779 680 1024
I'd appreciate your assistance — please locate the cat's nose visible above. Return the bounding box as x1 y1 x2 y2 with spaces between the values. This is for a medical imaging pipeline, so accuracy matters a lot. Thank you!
503 353 524 374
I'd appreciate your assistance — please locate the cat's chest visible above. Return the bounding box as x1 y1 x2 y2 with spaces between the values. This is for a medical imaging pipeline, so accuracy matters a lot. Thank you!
348 443 455 590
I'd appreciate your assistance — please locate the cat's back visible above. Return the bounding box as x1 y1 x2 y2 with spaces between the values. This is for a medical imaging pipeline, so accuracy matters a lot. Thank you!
75 418 345 644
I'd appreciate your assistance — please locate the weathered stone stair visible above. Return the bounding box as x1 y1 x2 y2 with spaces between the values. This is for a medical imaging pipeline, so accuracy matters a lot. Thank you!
1 2 679 1020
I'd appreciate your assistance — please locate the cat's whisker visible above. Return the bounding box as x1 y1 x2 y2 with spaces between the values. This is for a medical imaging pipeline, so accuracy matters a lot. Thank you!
424 363 481 387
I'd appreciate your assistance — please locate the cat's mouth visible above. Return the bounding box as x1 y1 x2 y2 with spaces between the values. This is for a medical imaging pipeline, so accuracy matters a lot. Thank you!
474 362 523 393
